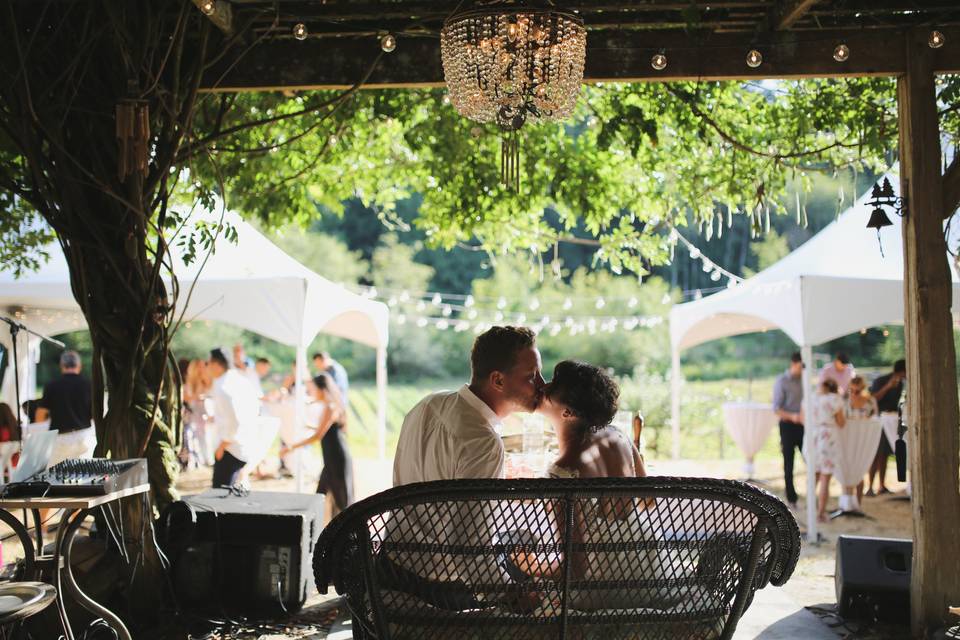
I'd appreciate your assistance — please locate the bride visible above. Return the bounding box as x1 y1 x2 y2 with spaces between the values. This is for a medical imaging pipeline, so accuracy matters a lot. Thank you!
508 360 663 609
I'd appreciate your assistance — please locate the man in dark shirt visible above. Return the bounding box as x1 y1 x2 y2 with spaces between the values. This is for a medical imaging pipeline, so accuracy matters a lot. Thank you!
35 350 92 432
867 359 906 495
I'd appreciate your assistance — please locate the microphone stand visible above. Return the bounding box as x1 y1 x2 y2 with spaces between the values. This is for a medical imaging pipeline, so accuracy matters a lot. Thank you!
1 316 66 454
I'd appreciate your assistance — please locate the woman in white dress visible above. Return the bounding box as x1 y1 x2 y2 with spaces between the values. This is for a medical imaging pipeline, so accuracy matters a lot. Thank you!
509 360 659 609
814 378 846 522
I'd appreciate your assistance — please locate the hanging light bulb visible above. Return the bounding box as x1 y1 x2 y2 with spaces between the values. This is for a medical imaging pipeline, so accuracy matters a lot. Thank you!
416 317 428 328
929 30 945 49
199 0 216 16
628 297 638 308
387 296 398 307
595 297 606 309
464 294 475 307
416 300 426 312
431 292 442 306
529 298 541 311
689 247 701 259
651 52 667 71
292 22 308 41
710 269 722 282
497 297 507 309
746 49 763 68
833 43 850 62
381 33 397 53
467 308 478 320
437 319 450 330
562 298 573 310
441 304 453 317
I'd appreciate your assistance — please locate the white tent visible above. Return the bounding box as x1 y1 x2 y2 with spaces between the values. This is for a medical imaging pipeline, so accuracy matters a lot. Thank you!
0 209 391 476
668 172 960 540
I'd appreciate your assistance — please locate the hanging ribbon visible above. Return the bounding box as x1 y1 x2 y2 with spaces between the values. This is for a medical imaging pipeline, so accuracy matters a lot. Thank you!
500 131 520 191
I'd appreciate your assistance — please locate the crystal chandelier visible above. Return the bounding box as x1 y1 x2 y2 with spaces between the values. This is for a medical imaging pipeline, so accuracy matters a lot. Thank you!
441 3 586 188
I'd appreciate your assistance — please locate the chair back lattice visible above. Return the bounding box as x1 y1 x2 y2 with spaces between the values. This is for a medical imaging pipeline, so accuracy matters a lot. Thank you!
314 477 800 640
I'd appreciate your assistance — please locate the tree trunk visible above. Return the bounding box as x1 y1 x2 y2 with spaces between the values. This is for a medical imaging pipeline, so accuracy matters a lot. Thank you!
0 2 210 626
899 28 960 638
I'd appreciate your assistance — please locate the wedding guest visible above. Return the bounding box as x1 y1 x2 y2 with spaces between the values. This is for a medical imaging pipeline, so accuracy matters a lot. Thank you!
36 350 96 465
280 373 353 516
772 352 804 510
209 347 260 488
866 359 905 496
183 358 213 467
814 379 846 522
819 352 855 395
312 351 349 402
0 402 19 443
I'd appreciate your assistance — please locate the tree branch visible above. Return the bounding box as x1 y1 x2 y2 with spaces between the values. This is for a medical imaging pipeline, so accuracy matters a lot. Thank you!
944 155 960 218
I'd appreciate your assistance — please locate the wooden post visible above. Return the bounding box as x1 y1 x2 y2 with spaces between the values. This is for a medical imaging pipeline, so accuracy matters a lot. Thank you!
898 28 960 638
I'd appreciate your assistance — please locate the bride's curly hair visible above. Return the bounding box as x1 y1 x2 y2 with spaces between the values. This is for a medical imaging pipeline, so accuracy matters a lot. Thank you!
545 360 619 434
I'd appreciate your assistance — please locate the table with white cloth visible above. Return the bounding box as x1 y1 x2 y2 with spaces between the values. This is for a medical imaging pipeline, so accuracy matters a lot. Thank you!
721 402 776 478
831 416 883 513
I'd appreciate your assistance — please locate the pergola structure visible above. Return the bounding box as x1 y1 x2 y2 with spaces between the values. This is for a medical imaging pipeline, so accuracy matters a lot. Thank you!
190 2 960 634
2 0 957 635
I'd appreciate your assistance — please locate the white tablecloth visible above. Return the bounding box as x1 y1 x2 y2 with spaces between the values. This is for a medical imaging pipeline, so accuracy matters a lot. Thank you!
832 417 883 509
722 402 776 475
880 413 903 450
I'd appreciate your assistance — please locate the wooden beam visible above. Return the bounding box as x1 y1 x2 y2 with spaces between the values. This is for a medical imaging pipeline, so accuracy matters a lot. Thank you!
192 0 233 36
201 27 960 91
773 0 820 30
898 27 960 639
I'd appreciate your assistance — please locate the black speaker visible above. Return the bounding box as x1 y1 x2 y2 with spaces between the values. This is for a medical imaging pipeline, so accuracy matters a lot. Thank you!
161 489 324 616
835 535 912 624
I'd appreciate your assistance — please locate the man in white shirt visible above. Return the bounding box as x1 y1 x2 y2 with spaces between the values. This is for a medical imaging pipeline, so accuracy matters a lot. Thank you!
208 347 260 488
385 326 545 609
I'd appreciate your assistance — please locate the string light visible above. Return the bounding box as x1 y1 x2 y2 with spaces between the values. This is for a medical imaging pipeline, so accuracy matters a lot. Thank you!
746 49 763 68
929 30 945 49
381 34 397 53
199 0 216 16
292 23 308 40
651 52 667 71
833 44 850 62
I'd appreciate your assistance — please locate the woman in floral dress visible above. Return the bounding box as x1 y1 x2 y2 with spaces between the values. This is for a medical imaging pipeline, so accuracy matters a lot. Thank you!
814 378 846 522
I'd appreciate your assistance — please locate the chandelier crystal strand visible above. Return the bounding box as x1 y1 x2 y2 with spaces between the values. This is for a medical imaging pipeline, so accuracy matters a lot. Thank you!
441 6 586 189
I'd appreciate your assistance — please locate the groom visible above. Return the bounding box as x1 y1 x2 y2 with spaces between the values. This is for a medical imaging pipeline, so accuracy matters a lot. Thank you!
393 324 545 485
385 325 545 610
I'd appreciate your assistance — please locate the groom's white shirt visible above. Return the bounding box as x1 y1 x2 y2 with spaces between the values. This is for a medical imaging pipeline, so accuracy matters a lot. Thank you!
387 384 506 583
393 384 505 485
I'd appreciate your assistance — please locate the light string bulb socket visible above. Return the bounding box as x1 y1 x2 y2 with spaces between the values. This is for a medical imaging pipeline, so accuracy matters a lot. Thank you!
381 33 397 52
833 43 850 62
746 49 763 68
929 30 945 49
651 51 667 71
199 0 216 16
292 23 308 41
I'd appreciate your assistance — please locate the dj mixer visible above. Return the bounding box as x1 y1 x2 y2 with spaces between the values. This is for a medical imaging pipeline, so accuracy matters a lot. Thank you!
26 458 148 496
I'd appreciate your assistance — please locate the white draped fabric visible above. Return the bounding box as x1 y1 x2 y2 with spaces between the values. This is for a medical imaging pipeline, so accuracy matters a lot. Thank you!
832 417 883 512
721 402 775 476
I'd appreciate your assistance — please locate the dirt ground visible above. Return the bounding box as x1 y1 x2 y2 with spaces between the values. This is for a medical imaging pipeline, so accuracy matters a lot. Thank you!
0 454 917 638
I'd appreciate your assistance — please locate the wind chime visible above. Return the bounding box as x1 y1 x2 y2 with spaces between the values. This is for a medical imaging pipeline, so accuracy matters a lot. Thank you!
440 3 586 190
115 84 150 182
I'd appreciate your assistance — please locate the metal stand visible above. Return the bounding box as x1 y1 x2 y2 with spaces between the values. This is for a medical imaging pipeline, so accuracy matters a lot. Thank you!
1 316 65 449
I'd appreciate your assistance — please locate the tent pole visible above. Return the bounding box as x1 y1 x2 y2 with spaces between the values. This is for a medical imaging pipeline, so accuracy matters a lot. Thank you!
294 344 306 493
376 346 387 461
801 344 817 543
671 347 681 460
